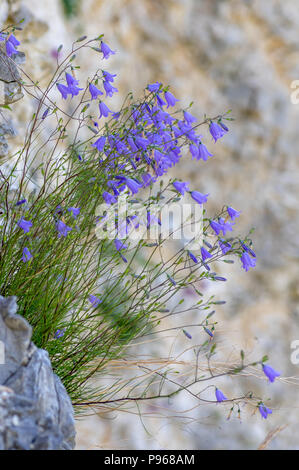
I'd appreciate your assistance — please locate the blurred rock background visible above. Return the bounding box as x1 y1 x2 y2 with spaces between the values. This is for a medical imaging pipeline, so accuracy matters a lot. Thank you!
1 0 299 449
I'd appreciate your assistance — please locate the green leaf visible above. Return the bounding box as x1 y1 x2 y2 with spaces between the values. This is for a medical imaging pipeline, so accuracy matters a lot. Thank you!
0 105 12 111
81 104 90 113
231 367 242 374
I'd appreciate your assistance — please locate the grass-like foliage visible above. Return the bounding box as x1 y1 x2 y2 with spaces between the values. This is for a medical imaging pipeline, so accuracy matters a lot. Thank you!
0 25 280 421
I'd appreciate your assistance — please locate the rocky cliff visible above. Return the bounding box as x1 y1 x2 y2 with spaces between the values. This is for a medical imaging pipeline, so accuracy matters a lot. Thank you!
1 0 298 449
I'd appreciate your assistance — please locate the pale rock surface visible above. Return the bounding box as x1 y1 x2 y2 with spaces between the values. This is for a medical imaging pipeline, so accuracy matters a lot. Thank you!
0 0 298 449
0 295 76 450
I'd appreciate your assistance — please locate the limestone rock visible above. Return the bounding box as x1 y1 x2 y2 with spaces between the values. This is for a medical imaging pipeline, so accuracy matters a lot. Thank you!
8 5 48 39
0 43 23 160
0 295 76 450
0 119 16 160
0 49 23 105
0 49 21 83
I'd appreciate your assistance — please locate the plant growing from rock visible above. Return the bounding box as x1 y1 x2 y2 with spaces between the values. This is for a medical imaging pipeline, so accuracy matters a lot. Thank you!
0 25 280 422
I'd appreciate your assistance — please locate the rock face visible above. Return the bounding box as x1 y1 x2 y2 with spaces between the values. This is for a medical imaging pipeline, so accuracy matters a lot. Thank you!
0 48 22 160
0 120 16 160
0 295 76 450
0 0 298 449
0 49 23 103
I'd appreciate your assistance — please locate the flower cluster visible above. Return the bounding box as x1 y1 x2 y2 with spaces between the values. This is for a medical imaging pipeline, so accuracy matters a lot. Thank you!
57 72 84 99
257 363 281 418
77 48 241 268
1 32 21 57
215 362 280 418
0 30 280 421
